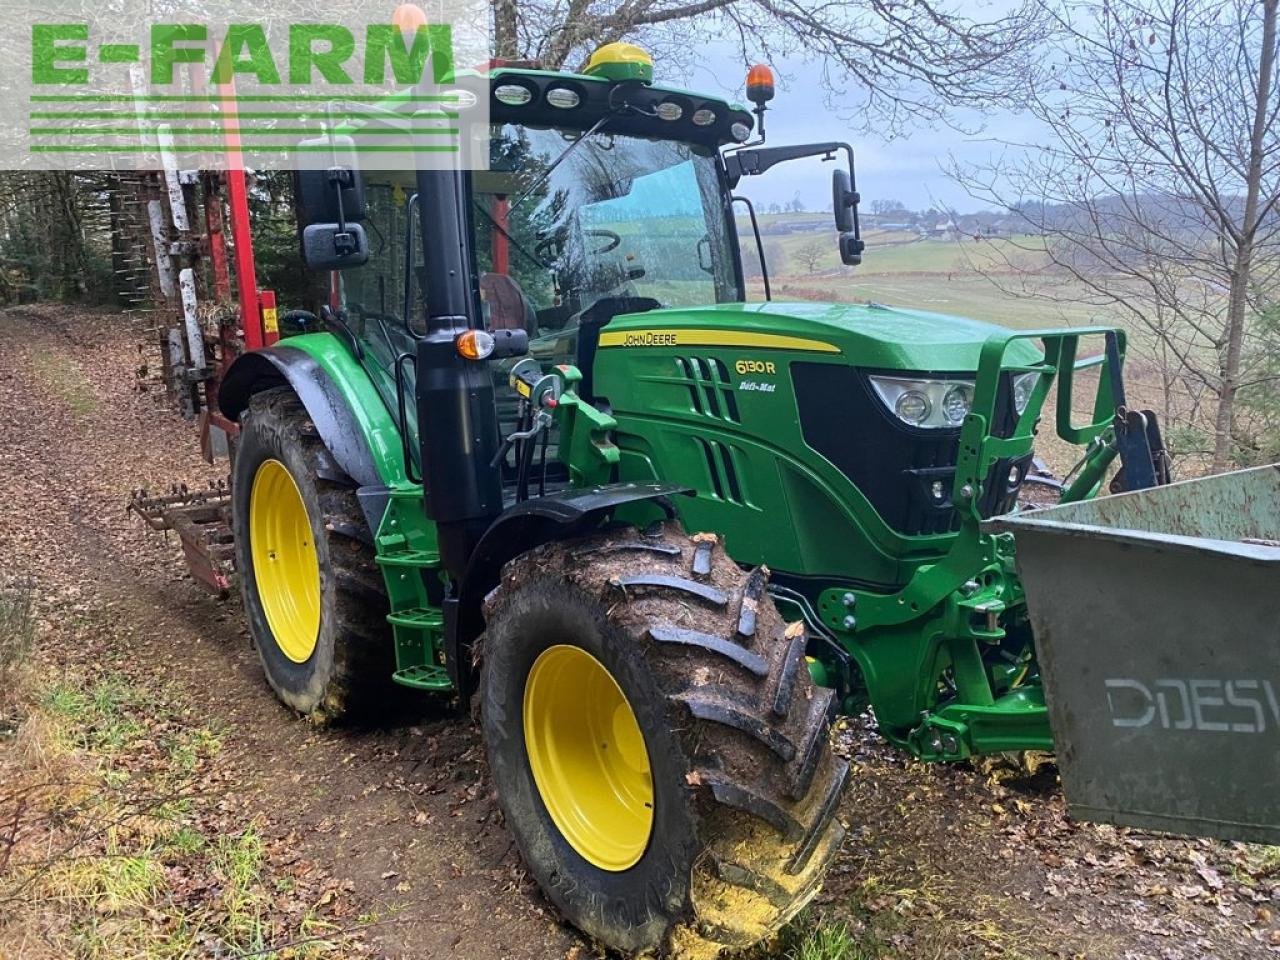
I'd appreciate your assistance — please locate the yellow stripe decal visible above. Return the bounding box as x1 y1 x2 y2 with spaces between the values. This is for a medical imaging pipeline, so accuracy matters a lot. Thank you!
597 329 841 353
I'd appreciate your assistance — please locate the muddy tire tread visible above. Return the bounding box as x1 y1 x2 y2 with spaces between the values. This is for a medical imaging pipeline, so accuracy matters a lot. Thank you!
237 387 392 721
485 523 848 957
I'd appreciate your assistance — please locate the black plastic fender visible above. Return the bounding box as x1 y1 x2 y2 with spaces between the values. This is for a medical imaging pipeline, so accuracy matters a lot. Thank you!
449 482 691 701
219 347 380 490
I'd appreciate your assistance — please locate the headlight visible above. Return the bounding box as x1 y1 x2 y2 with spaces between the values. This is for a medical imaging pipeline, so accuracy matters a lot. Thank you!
896 390 931 425
1012 372 1039 415
869 375 975 429
942 385 972 425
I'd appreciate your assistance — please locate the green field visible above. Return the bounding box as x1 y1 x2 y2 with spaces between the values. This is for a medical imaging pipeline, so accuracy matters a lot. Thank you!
743 220 1110 331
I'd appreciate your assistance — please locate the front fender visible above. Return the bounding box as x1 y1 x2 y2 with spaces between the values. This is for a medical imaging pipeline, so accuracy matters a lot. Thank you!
219 335 407 490
450 483 691 700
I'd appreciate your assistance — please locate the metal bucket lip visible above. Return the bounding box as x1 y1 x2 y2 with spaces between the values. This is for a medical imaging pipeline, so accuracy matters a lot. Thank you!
986 514 1280 564
984 463 1280 564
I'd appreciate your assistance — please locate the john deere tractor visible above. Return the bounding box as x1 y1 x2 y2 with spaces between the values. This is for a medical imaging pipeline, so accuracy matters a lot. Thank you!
200 39 1167 958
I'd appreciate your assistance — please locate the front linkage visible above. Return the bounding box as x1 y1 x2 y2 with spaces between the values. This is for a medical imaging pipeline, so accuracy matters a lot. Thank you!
800 329 1170 762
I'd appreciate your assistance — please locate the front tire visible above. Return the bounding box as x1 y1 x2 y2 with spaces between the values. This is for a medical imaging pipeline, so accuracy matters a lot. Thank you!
482 523 848 956
232 387 392 721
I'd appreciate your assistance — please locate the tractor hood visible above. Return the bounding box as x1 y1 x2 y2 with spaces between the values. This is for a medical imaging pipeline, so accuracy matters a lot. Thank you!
602 300 1042 372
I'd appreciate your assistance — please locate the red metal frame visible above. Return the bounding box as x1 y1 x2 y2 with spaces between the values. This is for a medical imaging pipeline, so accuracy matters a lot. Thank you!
215 53 268 352
491 196 510 275
226 168 264 350
203 174 232 302
182 61 280 447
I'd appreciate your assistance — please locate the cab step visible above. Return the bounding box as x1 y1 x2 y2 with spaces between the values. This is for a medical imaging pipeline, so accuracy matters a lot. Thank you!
392 664 453 691
376 550 441 568
387 606 445 629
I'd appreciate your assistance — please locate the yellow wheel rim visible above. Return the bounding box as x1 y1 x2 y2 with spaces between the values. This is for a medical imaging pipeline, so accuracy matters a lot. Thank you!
523 645 654 871
249 459 321 663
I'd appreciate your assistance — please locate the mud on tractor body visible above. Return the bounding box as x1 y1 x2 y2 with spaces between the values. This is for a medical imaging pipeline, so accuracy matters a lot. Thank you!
128 38 1193 957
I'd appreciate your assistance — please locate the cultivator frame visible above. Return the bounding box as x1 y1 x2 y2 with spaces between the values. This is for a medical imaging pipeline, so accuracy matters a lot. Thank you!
128 482 234 596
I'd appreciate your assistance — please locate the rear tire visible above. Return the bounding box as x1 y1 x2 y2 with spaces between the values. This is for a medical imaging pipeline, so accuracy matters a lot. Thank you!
481 523 848 957
232 387 393 721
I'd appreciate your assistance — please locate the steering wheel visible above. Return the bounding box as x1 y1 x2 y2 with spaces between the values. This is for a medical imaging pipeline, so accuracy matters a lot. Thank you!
534 228 622 262
584 228 621 254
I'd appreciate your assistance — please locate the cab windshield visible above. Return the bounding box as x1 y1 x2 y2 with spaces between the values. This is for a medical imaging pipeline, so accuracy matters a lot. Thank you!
471 123 742 339
333 124 743 468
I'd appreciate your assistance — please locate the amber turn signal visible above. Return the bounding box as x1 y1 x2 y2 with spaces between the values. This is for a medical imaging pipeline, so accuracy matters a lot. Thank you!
456 329 496 360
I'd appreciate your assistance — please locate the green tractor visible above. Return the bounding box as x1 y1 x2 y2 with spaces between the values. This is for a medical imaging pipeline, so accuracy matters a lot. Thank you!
203 40 1167 958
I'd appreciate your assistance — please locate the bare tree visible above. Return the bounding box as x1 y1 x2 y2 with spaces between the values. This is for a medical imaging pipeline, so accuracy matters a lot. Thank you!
952 0 1280 470
495 0 1046 132
871 197 907 216
794 238 826 273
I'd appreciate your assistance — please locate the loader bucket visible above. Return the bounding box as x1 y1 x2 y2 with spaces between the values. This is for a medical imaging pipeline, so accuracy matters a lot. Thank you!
987 464 1280 844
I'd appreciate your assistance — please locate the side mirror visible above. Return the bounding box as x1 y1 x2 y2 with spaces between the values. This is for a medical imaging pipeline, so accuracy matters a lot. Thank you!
839 232 864 266
301 222 369 270
295 136 366 224
294 135 368 270
832 168 864 265
832 168 856 233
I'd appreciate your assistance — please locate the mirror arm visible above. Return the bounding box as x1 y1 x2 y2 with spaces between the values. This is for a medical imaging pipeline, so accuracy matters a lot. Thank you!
723 141 849 180
326 166 360 256
732 195 770 301
318 107 359 255
320 105 349 232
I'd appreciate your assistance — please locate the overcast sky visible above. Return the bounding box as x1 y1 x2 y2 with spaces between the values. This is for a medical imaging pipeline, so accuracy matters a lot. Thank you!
683 42 1044 215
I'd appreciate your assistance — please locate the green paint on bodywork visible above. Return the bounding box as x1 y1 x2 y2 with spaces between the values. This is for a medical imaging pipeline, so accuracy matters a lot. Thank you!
267 174 1128 760
275 332 410 486
274 299 1125 761
601 300 1045 370
554 364 619 487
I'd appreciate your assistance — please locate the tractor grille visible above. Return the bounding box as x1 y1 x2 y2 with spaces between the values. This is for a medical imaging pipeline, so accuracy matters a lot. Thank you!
791 363 1028 536
674 356 741 423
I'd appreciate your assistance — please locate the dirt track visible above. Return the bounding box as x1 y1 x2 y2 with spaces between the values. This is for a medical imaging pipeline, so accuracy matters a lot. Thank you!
1 305 1277 959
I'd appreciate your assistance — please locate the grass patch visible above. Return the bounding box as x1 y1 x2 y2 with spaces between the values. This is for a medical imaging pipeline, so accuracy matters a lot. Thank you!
168 725 223 774
42 674 151 755
215 827 269 948
1 649 353 960
28 346 98 416
776 917 887 960
1234 845 1280 886
0 580 36 733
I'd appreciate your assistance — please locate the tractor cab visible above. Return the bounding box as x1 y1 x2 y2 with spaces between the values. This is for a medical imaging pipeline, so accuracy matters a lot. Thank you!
312 44 864 493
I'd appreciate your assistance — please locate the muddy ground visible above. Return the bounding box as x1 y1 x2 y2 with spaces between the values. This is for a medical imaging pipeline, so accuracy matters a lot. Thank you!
0 305 1276 959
